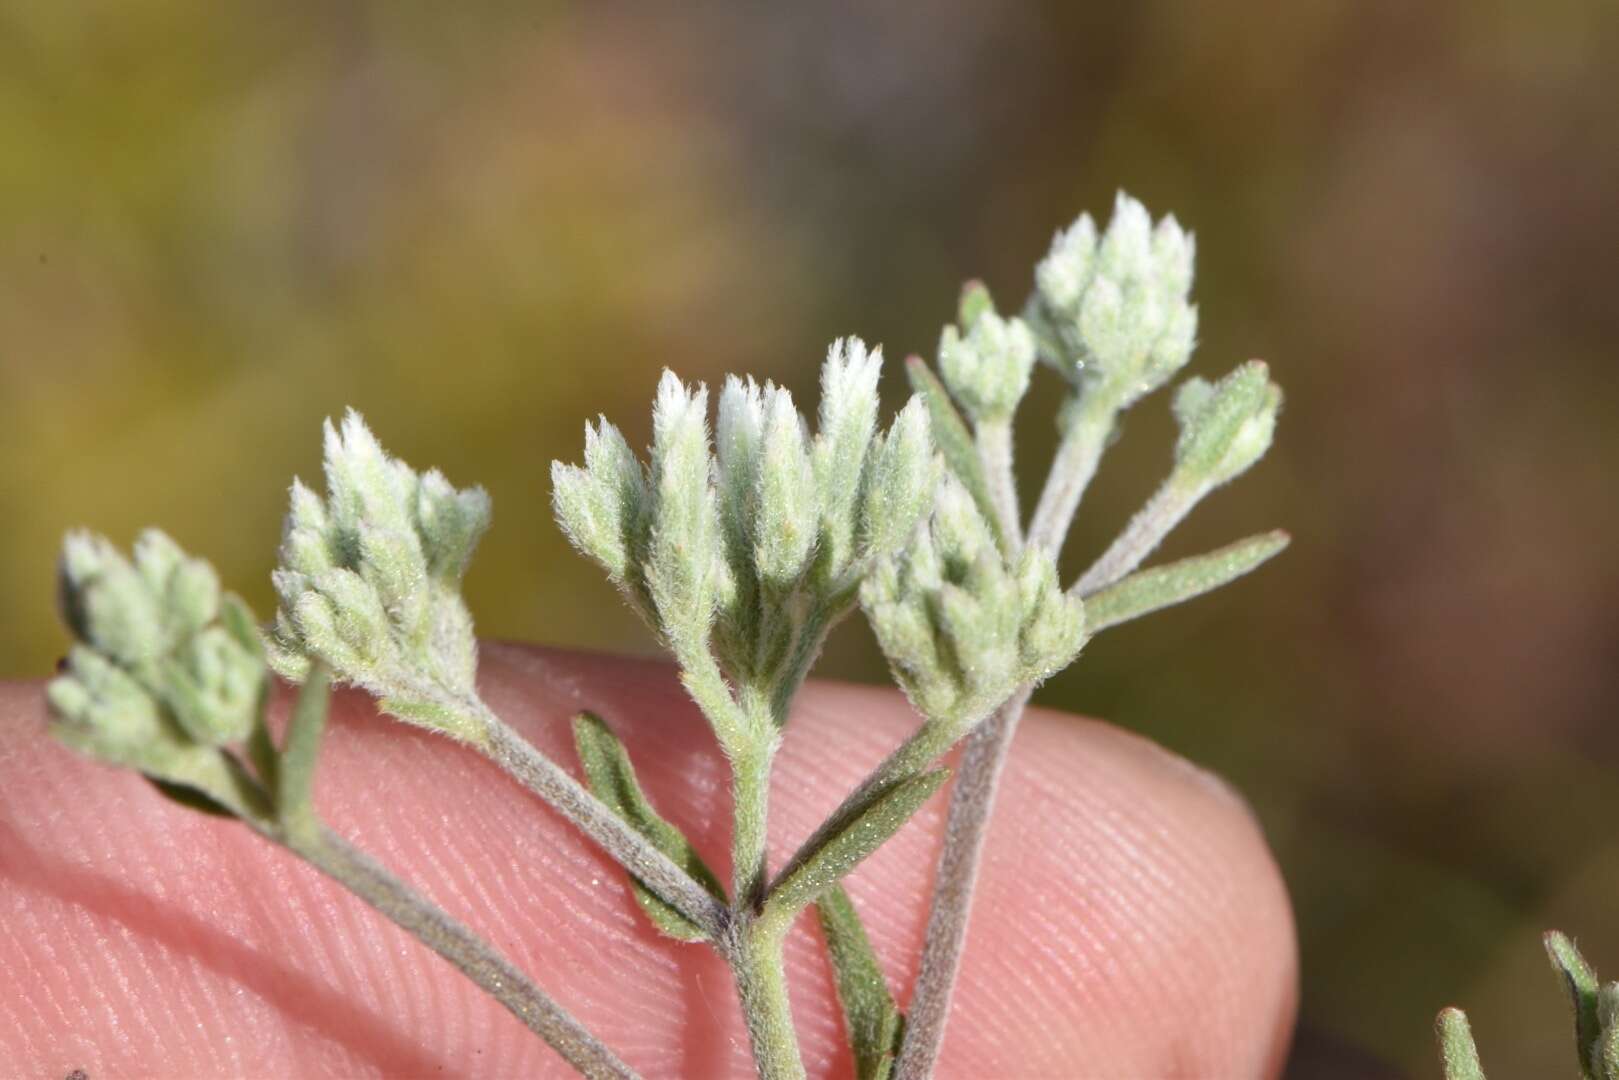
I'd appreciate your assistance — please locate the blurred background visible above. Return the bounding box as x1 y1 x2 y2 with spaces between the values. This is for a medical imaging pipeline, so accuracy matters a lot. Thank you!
3 2 1617 1074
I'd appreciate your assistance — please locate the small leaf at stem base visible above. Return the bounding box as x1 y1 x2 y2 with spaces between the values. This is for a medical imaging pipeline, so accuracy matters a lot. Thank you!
572 712 727 941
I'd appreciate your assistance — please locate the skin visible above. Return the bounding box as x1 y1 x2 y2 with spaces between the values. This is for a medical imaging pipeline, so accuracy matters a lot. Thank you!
0 642 1297 1077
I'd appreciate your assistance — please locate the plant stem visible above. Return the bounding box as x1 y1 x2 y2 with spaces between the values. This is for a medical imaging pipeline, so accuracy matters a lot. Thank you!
477 712 729 940
897 386 1118 1078
284 824 639 1079
732 731 777 910
892 687 1032 1080
276 661 332 837
1025 394 1116 554
976 418 1022 548
1073 476 1202 596
726 915 806 1080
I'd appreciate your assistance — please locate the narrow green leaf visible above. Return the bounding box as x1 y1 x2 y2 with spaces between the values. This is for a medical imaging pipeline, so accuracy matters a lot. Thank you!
1436 1008 1487 1080
817 886 905 1080
1082 530 1289 632
572 712 727 941
278 662 333 837
1545 930 1602 1079
148 777 237 819
904 357 1006 553
144 749 272 824
767 768 948 924
376 696 483 742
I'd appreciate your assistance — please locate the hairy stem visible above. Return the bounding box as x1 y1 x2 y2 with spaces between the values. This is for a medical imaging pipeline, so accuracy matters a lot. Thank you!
898 387 1116 1077
476 712 729 940
976 418 1022 548
1025 394 1116 554
286 825 639 1079
893 687 1032 1080
1073 476 1202 596
727 916 806 1080
732 731 777 910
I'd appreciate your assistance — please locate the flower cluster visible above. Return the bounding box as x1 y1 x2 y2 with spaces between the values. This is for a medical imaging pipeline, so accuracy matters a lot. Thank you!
48 530 269 810
554 340 937 717
861 476 1086 725
936 283 1038 425
269 410 491 738
1029 192 1198 408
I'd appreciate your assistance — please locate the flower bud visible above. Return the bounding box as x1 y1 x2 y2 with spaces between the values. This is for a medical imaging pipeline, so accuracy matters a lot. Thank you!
50 530 268 763
937 289 1037 423
269 411 489 734
1034 192 1199 408
1171 360 1282 490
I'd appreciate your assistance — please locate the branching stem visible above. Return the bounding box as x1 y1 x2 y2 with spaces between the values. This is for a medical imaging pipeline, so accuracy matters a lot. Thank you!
1025 393 1116 554
726 916 805 1080
976 418 1022 549
732 731 778 910
893 687 1032 1080
476 711 729 940
1074 476 1202 596
898 384 1120 1078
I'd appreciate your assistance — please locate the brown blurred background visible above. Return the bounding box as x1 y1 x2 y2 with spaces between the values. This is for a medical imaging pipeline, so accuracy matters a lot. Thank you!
3 2 1617 1074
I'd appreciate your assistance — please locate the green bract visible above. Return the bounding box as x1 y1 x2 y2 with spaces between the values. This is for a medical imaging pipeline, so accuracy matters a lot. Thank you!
269 409 491 739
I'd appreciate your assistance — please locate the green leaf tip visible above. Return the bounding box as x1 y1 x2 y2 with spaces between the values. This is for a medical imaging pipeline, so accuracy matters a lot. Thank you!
49 530 274 822
767 768 949 926
818 887 905 1080
269 409 490 741
1082 530 1289 632
572 712 727 941
1545 930 1603 1079
1437 1008 1487 1080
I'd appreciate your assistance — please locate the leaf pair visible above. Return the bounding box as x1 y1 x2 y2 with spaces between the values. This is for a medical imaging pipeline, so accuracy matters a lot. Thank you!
572 712 947 946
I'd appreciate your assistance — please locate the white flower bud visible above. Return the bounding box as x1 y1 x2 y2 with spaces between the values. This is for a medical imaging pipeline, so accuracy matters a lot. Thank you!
646 373 723 658
754 387 818 587
857 396 936 566
814 338 882 574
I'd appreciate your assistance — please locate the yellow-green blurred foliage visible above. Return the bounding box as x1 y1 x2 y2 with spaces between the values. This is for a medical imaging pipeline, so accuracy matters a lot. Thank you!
4 2 1618 1072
